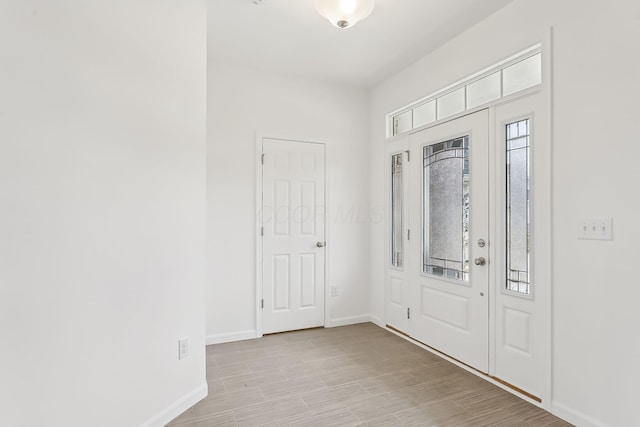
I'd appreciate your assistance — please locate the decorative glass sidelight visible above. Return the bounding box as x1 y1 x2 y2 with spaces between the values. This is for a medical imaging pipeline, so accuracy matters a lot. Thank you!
506 119 531 294
391 153 404 268
423 136 470 282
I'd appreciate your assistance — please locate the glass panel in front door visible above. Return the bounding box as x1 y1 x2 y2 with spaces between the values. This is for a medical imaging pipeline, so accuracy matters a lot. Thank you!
506 119 531 295
391 153 404 268
423 136 470 282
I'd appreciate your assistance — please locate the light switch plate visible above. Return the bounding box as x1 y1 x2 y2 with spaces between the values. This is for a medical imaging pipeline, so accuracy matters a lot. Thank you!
578 218 613 240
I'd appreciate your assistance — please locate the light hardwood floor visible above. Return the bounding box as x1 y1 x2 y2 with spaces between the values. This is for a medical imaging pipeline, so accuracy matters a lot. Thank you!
167 323 572 427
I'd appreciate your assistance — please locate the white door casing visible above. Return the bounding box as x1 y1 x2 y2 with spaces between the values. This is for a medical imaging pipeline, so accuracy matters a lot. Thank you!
408 110 490 373
385 137 410 334
261 138 326 334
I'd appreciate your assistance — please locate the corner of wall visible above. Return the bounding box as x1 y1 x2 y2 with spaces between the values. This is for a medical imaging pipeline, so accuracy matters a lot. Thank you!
139 382 208 427
368 314 384 328
551 401 608 427
326 315 372 328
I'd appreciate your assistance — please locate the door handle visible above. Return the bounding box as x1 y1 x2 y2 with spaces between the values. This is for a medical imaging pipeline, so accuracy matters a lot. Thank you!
474 257 486 266
316 241 325 248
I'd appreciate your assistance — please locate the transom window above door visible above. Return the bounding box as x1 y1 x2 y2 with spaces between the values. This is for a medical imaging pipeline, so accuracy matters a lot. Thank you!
387 45 542 137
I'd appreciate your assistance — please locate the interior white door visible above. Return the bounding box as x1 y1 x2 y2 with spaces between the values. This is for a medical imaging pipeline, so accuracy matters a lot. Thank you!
409 110 490 372
261 138 325 334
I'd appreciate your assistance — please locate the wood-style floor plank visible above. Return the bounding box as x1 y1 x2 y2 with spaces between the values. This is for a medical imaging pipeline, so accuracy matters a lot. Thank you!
167 323 573 427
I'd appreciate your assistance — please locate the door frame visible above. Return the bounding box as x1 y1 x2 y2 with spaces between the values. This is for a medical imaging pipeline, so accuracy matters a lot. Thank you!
384 137 410 334
255 133 329 338
382 34 552 408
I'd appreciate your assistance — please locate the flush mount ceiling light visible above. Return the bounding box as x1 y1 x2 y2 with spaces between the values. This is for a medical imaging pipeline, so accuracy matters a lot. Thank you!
315 0 374 29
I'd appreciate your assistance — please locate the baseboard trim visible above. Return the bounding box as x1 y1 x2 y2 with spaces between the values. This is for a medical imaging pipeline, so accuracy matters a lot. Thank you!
326 314 371 328
369 314 384 327
206 330 257 345
139 381 207 427
551 401 607 427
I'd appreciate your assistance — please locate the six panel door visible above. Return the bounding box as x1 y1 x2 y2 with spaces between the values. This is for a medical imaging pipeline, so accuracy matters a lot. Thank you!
262 139 326 334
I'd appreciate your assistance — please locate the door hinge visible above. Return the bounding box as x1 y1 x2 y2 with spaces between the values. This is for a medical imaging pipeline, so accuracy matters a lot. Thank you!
260 226 264 236
407 307 410 319
261 299 264 309
261 153 265 165
407 229 410 240
405 149 410 162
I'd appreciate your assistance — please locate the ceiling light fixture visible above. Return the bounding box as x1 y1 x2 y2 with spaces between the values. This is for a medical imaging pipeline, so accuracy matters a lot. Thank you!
315 0 374 29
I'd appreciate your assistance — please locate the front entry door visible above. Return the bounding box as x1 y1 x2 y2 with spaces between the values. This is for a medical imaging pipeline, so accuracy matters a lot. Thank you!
261 138 326 334
408 110 490 372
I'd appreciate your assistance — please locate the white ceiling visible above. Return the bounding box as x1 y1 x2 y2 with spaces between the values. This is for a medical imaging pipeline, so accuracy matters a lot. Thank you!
208 0 515 88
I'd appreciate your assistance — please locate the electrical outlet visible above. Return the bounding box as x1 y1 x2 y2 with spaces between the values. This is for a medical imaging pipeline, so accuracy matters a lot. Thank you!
331 285 338 297
178 337 189 360
578 218 613 240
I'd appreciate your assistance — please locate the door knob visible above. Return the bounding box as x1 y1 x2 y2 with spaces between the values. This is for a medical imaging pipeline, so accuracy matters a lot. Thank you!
474 257 486 266
316 241 325 248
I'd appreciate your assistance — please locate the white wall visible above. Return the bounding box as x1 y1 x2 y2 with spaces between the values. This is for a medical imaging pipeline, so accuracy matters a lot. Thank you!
207 61 371 343
0 2 207 426
369 1 640 426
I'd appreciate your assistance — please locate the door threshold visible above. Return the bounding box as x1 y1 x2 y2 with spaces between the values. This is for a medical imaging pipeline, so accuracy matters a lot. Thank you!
386 324 411 338
385 324 541 404
490 376 541 403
